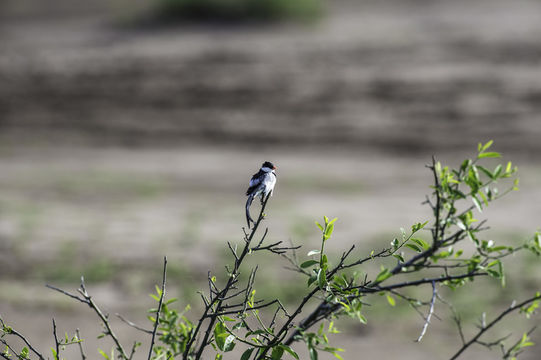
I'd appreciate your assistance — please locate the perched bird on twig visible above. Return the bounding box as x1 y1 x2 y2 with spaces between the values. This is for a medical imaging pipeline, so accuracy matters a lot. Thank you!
245 161 277 228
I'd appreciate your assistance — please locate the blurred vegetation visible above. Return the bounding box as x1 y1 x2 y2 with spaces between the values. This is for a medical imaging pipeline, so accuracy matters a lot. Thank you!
153 0 324 23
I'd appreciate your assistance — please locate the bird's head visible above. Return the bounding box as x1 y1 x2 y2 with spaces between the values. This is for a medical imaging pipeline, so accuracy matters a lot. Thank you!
261 161 276 172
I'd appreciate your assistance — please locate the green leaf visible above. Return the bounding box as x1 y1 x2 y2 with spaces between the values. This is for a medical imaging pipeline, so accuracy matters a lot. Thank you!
20 347 29 359
472 196 482 212
324 224 335 240
411 238 429 250
271 346 284 360
386 294 396 307
215 354 223 360
279 345 300 360
392 253 405 262
309 347 318 360
478 152 501 159
315 221 324 232
321 254 328 266
479 140 493 152
241 349 254 360
476 165 494 180
405 243 422 253
307 250 321 256
214 322 229 351
375 268 392 283
493 164 502 178
301 260 319 268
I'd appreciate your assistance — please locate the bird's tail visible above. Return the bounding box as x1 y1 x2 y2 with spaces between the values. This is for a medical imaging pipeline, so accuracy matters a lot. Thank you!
245 194 255 228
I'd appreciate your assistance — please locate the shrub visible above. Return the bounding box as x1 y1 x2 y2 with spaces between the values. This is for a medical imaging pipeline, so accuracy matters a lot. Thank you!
153 0 323 23
1 141 540 360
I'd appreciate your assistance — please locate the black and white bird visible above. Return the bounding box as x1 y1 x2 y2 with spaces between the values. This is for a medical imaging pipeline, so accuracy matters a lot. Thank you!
245 161 277 227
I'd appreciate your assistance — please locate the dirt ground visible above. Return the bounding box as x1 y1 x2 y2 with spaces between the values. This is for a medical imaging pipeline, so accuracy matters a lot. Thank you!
1 0 541 359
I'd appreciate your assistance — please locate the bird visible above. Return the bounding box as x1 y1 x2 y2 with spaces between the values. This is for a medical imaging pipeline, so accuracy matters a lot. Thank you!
245 161 277 228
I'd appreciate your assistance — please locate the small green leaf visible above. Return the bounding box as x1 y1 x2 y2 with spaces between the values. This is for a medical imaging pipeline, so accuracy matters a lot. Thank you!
300 260 319 268
315 221 324 232
392 253 405 262
309 347 318 360
386 294 396 307
411 238 429 250
324 224 335 240
375 268 392 283
472 196 483 212
214 322 232 351
477 165 494 180
478 152 501 159
307 250 321 256
321 254 328 266
479 140 493 152
271 346 284 360
405 243 422 253
279 345 300 360
241 349 254 360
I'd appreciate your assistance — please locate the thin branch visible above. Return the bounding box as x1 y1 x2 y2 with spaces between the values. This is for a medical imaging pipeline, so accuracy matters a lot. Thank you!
449 294 541 359
129 341 139 360
45 284 89 305
416 281 437 342
0 316 45 360
52 318 60 360
185 193 272 360
357 272 487 293
502 326 537 359
48 277 129 359
76 328 87 360
116 314 154 334
148 256 168 360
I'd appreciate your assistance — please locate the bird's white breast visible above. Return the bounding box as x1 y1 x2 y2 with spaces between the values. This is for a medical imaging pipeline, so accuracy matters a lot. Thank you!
262 172 276 195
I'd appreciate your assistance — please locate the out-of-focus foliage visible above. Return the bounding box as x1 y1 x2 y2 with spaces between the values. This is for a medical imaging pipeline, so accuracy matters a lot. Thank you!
154 0 323 22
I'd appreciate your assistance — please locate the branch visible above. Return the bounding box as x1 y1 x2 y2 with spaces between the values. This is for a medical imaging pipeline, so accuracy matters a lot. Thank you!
0 316 45 360
148 256 167 360
47 277 129 359
76 329 87 360
449 293 541 359
416 280 436 342
52 318 60 360
116 314 154 334
184 193 273 360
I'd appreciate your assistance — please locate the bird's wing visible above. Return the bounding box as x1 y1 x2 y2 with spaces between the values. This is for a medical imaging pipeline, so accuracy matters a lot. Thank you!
246 170 263 195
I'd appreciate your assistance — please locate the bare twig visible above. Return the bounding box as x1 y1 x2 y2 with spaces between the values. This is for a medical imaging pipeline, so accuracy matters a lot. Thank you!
52 319 60 360
116 314 154 334
76 328 87 360
450 294 541 359
47 277 129 359
0 316 45 360
148 256 168 360
416 281 437 342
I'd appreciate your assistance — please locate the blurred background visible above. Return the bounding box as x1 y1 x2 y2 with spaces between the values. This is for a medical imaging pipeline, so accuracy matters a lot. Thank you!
1 0 541 358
